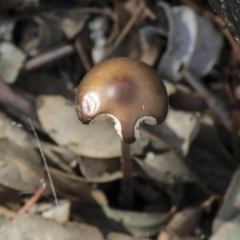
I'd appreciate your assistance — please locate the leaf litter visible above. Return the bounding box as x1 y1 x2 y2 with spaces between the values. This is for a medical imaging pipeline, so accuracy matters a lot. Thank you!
0 0 240 239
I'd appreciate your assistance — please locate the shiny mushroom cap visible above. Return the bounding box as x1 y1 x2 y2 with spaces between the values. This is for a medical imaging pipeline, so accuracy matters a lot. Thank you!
75 57 168 144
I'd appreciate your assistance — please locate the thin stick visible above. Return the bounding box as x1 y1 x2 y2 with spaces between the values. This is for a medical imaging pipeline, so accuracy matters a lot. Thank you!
0 77 36 119
18 179 46 214
28 118 66 239
75 36 92 72
24 45 74 71
28 118 60 211
119 141 133 209
106 0 145 56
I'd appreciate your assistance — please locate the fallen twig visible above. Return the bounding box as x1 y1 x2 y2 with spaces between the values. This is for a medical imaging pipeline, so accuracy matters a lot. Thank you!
75 36 93 72
106 0 145 56
24 45 74 71
0 77 40 128
18 179 46 215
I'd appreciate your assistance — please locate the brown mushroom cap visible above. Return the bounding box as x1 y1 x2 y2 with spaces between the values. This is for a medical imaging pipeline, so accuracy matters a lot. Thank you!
75 57 168 144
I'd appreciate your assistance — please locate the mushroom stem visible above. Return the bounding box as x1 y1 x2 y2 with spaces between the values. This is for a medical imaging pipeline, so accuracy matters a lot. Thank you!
119 141 133 209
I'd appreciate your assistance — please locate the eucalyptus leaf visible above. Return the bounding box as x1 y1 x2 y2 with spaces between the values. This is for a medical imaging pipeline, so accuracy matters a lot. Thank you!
0 138 42 192
36 95 122 158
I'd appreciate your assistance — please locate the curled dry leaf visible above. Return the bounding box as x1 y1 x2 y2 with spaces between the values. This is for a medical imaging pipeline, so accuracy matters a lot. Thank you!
102 205 171 237
91 189 172 237
36 95 121 158
0 214 104 240
16 15 64 56
0 138 42 192
157 3 197 81
157 2 222 81
0 42 26 83
188 15 223 78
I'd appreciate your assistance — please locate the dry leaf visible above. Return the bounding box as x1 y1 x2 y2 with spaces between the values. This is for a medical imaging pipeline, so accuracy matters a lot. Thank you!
16 15 64 56
102 204 171 237
211 214 240 240
0 111 35 149
40 200 71 224
79 157 120 178
36 95 121 158
0 138 42 192
0 42 26 83
135 151 199 185
0 214 104 240
144 109 200 158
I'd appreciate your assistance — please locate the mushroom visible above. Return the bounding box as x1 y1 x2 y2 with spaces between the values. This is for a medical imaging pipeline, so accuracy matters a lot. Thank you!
75 57 168 208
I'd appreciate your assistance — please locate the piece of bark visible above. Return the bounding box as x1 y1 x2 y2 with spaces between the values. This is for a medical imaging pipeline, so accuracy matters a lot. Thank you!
208 0 240 41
